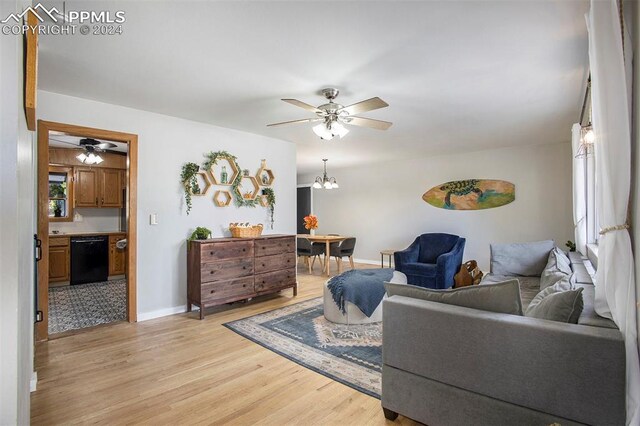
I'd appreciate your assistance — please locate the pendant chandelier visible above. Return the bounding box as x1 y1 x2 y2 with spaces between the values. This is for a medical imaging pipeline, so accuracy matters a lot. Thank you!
313 159 339 189
575 123 595 159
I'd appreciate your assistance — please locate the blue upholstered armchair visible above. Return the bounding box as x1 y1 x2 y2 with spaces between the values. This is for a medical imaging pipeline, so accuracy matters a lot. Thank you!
394 233 466 289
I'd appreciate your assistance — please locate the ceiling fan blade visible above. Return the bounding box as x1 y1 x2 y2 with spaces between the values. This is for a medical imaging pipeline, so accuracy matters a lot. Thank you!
267 118 322 127
346 116 393 130
339 97 389 115
95 142 117 150
282 99 322 114
49 137 81 147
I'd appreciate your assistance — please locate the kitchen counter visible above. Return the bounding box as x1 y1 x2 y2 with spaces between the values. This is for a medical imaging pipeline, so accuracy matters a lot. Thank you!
49 231 126 237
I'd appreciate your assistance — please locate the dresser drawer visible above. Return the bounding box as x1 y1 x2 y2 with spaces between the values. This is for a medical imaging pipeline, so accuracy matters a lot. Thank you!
255 268 296 293
49 237 69 247
200 241 253 262
255 252 296 274
201 276 254 302
254 237 295 257
201 258 254 283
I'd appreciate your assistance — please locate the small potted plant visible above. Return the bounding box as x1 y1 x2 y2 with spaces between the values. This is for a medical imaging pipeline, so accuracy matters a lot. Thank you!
189 226 212 241
51 200 63 217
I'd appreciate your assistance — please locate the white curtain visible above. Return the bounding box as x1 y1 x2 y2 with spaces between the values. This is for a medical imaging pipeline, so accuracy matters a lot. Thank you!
571 124 587 255
587 1 640 424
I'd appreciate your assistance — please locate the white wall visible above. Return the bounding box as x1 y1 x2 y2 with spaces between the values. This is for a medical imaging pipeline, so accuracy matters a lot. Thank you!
50 208 121 234
38 91 297 319
0 0 36 422
630 0 640 365
298 142 573 270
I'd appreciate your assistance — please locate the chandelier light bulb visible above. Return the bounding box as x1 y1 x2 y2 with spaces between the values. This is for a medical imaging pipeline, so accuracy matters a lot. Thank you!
583 129 595 144
76 153 87 163
313 181 322 189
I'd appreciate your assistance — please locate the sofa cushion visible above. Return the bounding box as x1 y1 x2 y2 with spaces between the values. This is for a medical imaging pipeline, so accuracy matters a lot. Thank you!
552 247 573 275
525 278 584 323
490 240 554 276
385 279 522 315
540 249 574 291
402 262 437 277
577 284 618 329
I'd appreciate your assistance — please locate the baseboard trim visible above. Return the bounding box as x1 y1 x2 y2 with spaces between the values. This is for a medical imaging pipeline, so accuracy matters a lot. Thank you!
353 258 392 267
138 305 188 322
30 371 37 392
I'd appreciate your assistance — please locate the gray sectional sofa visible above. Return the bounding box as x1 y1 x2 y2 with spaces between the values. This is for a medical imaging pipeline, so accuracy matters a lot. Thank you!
381 241 625 426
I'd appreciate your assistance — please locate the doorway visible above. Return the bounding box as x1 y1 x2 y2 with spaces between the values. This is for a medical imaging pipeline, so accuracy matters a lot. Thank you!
297 185 313 234
36 121 138 341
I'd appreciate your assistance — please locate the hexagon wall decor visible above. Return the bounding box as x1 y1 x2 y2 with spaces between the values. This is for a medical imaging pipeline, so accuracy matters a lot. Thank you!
188 172 212 196
257 159 275 186
209 157 239 186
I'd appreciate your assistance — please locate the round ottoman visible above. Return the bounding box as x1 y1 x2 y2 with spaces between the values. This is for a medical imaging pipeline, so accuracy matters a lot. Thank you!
323 270 407 324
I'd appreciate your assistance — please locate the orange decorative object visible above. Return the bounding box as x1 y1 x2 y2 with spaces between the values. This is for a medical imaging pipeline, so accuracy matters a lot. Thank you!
303 214 318 230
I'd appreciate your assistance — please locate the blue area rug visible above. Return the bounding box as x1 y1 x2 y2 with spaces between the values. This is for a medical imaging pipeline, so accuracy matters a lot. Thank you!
224 297 382 398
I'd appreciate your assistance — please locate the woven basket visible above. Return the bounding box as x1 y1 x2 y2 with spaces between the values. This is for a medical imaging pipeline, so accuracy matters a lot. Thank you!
229 223 263 238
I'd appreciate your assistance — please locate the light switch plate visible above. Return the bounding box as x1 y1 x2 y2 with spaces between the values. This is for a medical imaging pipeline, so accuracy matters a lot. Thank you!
150 213 158 225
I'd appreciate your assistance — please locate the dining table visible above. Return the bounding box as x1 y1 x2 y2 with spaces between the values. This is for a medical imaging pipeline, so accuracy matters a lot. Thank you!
296 234 349 277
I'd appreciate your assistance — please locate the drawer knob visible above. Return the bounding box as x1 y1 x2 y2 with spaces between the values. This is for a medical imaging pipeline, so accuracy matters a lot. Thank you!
210 271 214 274
243 284 246 288
262 264 266 267
243 266 247 270
210 290 215 294
242 248 246 252
210 252 214 256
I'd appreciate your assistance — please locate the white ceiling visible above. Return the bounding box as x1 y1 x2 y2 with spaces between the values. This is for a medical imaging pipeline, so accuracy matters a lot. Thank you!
37 0 589 174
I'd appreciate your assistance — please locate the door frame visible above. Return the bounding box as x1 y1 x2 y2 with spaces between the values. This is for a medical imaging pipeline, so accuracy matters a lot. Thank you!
36 120 138 341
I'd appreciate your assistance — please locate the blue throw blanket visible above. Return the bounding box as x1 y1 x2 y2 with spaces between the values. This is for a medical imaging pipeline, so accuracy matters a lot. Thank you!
327 268 394 317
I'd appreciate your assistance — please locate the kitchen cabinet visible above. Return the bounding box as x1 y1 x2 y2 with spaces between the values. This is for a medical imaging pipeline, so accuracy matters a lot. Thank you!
75 168 99 207
108 234 126 276
75 167 123 208
101 169 122 207
49 237 70 283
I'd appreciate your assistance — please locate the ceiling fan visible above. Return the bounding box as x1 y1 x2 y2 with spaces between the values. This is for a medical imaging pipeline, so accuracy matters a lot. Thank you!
267 88 392 140
50 137 118 165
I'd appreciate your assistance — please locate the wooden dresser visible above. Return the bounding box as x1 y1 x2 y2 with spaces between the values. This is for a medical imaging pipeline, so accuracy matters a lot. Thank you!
187 235 297 319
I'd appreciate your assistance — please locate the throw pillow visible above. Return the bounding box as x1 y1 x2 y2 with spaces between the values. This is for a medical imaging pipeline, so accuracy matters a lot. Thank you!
490 240 555 276
525 277 584 323
539 249 575 290
552 247 572 275
384 279 523 316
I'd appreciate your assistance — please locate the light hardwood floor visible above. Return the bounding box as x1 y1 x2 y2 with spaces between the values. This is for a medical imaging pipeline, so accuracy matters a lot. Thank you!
32 260 418 425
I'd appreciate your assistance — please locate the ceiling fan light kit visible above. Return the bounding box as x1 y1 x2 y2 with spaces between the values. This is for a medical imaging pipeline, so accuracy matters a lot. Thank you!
76 151 104 165
267 87 392 141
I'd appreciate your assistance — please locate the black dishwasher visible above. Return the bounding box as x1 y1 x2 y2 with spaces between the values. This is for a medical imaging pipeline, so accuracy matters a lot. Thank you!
70 236 109 285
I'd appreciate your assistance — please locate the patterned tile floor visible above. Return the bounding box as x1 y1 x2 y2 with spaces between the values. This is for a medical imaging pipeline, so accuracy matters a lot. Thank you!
48 279 127 335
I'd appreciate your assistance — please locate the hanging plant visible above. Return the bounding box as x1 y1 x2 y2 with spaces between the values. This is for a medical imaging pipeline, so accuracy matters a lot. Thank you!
181 162 201 215
262 187 276 229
